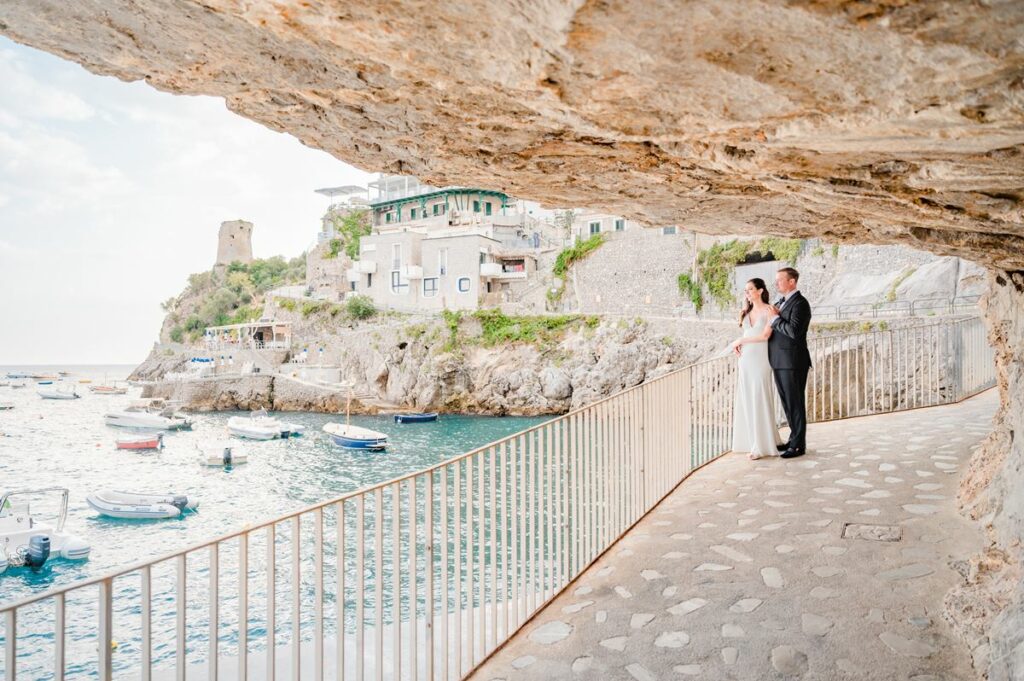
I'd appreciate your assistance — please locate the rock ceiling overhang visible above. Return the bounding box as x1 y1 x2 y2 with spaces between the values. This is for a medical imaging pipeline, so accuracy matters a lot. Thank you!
2 0 1022 267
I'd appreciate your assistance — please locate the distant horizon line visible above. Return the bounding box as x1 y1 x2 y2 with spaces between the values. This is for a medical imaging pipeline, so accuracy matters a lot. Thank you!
0 362 140 368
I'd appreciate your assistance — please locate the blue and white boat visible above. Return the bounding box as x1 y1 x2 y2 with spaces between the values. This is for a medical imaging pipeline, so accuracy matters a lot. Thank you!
323 423 388 450
394 412 438 424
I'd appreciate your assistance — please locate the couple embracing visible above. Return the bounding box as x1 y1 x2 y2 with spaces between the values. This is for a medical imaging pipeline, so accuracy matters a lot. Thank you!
730 267 812 460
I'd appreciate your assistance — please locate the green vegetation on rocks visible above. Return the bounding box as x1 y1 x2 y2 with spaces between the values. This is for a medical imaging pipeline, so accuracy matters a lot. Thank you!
345 295 376 319
695 237 804 308
886 267 917 302
547 233 605 307
553 234 605 278
440 309 594 353
325 209 371 260
676 272 704 311
474 310 582 346
167 255 305 342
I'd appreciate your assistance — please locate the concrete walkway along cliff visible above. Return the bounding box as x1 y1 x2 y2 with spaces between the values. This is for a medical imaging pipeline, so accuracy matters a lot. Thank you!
471 391 996 680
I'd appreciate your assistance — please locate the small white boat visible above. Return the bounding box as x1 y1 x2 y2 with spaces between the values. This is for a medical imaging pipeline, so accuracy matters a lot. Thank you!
228 410 305 440
10 381 27 390
0 402 13 411
1 488 91 573
38 385 80 400
105 406 192 431
86 490 198 520
198 442 248 467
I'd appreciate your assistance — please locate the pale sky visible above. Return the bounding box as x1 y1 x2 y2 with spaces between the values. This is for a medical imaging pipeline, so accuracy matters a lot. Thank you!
0 38 375 365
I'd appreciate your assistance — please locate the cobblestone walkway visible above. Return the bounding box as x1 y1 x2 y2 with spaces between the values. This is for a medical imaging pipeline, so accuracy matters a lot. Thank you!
471 391 996 680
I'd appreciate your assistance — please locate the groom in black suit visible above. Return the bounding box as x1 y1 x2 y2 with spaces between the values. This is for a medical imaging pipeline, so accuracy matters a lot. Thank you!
767 267 812 458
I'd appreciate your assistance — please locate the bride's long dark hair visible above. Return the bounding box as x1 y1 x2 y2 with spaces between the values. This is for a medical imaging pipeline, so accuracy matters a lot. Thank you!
740 277 770 326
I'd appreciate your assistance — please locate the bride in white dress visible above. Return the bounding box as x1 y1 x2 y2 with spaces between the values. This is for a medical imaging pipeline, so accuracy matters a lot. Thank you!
730 277 784 460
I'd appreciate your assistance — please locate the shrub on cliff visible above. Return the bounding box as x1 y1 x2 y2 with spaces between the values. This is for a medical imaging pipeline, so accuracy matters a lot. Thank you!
346 295 376 319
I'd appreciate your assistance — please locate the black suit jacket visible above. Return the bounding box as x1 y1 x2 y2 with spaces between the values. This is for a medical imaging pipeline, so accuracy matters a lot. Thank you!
767 291 812 371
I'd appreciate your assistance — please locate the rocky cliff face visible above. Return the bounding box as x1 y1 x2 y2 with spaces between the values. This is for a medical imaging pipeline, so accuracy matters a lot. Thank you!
4 1 1021 675
139 314 739 415
950 273 1024 680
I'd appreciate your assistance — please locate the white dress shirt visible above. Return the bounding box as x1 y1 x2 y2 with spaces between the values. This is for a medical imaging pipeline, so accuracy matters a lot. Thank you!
772 290 800 325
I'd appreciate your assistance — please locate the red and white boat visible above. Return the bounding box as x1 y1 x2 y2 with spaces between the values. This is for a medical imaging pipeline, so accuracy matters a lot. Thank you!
90 385 127 395
115 433 164 451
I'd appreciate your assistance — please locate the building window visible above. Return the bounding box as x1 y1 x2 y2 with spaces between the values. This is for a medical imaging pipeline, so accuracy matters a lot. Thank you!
410 208 417 220
367 273 373 287
457 277 471 293
485 202 492 216
615 219 625 231
350 281 356 292
423 278 438 297
662 226 677 235
386 213 392 224
473 200 481 213
439 248 448 276
392 243 402 271
479 252 487 265
589 221 601 235
391 271 408 294
433 204 440 216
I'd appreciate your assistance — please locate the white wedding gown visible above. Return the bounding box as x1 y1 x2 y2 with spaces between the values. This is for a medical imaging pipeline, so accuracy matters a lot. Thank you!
731 315 784 457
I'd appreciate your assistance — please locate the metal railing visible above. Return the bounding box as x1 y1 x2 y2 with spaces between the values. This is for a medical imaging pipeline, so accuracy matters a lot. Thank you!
0 317 995 681
588 294 982 323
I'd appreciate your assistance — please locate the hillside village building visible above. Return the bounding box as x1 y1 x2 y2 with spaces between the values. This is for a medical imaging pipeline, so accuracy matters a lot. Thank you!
345 174 556 312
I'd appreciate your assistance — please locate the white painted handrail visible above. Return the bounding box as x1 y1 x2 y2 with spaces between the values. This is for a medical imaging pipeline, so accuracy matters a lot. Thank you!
0 317 994 680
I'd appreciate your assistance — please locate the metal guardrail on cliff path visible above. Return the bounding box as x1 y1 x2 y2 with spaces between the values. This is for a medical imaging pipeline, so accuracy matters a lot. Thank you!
0 317 996 681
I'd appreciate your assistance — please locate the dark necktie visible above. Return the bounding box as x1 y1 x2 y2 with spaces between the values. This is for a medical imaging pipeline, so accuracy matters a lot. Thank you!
775 297 786 308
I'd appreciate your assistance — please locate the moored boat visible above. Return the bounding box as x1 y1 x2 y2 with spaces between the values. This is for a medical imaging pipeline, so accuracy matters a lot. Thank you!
323 423 389 450
86 490 198 520
228 410 306 440
90 385 127 395
104 407 192 430
394 412 438 424
115 433 164 450
0 402 14 411
37 385 80 400
197 442 248 466
0 488 91 574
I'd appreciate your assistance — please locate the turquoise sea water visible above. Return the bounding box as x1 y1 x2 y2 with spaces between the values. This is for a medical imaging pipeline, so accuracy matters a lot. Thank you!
0 365 549 679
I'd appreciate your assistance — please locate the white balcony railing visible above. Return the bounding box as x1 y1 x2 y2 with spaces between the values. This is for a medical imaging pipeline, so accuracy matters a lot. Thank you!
0 317 995 681
479 263 502 278
354 261 377 274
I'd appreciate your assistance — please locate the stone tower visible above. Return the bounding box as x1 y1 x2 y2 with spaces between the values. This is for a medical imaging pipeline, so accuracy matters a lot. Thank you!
215 220 254 268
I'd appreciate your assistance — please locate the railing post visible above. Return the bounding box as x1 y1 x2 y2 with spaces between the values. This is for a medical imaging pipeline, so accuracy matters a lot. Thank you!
99 577 113 681
5 608 16 681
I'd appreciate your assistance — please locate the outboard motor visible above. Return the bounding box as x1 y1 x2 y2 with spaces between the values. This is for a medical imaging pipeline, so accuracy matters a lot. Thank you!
222 447 233 466
157 433 165 450
171 495 189 512
25 535 50 569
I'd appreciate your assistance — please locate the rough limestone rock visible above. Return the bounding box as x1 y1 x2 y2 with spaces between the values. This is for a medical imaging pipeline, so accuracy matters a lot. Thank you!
3 2 1022 676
